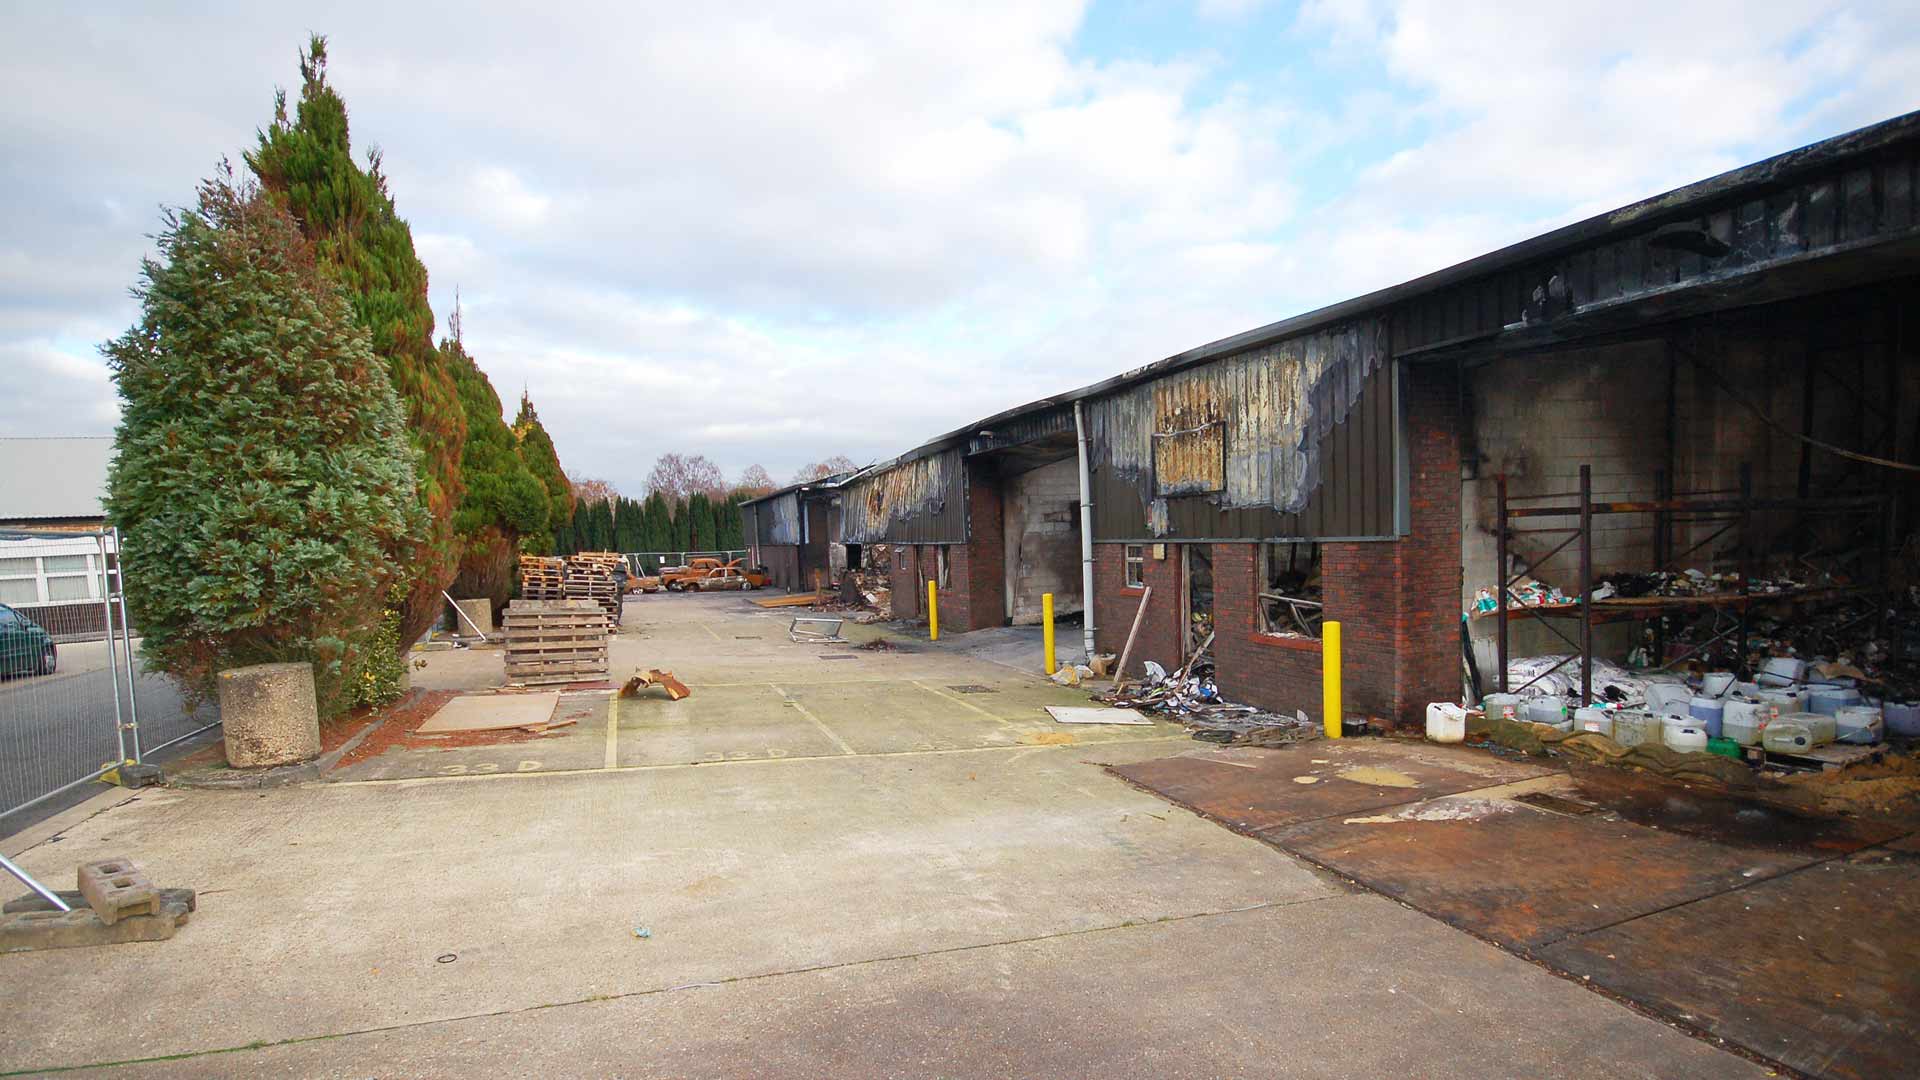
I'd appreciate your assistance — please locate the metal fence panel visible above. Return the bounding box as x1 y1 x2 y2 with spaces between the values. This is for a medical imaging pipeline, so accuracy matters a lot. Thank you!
0 528 218 820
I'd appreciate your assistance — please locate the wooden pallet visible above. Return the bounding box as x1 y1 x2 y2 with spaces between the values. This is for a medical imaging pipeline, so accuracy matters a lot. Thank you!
503 599 610 685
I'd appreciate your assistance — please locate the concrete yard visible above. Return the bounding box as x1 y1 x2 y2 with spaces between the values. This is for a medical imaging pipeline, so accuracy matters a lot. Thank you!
1 593 1767 1077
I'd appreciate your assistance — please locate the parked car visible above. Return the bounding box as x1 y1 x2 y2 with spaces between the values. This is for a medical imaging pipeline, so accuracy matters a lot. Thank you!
660 557 728 591
0 603 57 677
686 563 773 591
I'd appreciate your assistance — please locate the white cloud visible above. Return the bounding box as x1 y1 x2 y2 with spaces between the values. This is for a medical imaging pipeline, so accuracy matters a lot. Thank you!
0 1 1916 492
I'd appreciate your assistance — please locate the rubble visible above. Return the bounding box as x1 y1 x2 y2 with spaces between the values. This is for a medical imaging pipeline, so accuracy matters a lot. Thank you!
1092 657 1321 746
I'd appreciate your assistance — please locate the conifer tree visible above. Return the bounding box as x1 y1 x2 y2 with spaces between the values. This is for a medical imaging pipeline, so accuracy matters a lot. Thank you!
103 172 426 714
247 35 465 649
511 392 572 556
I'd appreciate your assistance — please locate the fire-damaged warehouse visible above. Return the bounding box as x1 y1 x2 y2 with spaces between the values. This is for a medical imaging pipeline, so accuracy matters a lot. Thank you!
738 468 874 593
787 113 1920 729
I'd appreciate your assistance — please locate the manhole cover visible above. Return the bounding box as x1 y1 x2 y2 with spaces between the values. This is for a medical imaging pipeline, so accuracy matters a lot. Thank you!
947 685 998 694
819 654 856 661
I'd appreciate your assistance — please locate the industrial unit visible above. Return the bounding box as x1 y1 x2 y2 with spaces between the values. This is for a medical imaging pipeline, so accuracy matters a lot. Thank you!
738 468 872 593
801 112 1920 729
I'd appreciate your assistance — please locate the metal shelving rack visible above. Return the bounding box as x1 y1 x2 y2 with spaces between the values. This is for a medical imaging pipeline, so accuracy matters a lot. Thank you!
1493 463 1891 702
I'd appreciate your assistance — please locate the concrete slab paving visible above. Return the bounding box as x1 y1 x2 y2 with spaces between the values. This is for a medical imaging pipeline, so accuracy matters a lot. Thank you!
0 738 1320 1072
95 897 1767 1079
415 691 558 733
0 595 1767 1076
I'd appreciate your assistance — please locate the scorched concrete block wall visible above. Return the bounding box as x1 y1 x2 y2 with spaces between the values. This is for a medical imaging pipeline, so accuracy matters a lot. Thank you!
1002 457 1083 624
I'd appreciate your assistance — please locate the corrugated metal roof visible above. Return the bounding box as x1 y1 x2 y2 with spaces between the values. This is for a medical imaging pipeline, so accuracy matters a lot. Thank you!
0 438 112 522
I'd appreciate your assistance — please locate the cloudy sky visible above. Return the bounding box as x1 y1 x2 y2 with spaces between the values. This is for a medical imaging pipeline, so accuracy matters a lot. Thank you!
3 2 1915 492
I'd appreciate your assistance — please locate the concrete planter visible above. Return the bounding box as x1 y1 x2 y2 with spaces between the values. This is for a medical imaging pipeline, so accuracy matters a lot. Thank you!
216 661 321 769
451 597 494 636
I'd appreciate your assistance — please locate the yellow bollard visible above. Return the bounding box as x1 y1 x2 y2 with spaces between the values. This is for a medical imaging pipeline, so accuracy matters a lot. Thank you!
927 580 939 641
1042 593 1056 674
1322 620 1342 739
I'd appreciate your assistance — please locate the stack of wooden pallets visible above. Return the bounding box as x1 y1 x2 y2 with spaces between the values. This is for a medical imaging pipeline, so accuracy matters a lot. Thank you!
517 555 568 602
563 554 625 624
502 599 610 685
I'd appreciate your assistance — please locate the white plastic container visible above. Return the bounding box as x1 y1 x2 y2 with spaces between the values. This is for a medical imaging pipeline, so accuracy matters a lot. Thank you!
1835 705 1883 745
1645 683 1694 718
1887 700 1920 738
1426 702 1467 744
1757 656 1806 688
1700 672 1735 697
1663 720 1708 753
1757 688 1801 715
1721 699 1768 747
1688 696 1725 739
1480 693 1521 722
1573 707 1613 739
1523 699 1567 728
1809 686 1861 716
1763 721 1814 754
1611 711 1660 748
1781 711 1836 746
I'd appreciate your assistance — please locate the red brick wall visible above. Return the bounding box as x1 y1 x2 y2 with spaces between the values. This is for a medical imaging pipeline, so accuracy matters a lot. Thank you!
1093 542 1184 679
1084 361 1463 729
960 470 1007 632
884 470 1010 634
1211 542 1326 720
1393 360 1463 721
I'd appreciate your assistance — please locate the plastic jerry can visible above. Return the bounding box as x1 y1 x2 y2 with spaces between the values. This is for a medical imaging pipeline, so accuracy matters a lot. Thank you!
1720 699 1769 746
1687 696 1725 739
1573 707 1613 738
1480 693 1521 722
1662 720 1708 753
1834 706 1883 745
1763 721 1813 754
1779 711 1837 745
1426 703 1467 744
1610 711 1658 748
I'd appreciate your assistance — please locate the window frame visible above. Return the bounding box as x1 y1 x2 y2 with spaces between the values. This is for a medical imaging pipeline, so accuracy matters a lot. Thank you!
1256 541 1322 639
0 548 106 608
1123 544 1146 589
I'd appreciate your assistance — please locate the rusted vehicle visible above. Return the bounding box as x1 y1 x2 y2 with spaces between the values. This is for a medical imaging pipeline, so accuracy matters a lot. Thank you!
659 557 728 590
683 562 773 591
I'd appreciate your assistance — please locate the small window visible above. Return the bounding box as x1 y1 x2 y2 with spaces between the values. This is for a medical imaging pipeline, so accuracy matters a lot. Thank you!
1123 544 1146 589
47 575 93 602
0 579 35 605
0 557 36 576
1258 542 1322 638
42 555 91 574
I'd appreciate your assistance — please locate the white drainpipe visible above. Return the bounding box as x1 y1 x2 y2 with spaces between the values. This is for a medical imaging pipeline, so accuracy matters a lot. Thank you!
1073 401 1096 661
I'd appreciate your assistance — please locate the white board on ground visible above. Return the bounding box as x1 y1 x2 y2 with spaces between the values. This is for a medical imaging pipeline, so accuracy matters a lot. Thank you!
1046 706 1152 726
418 692 561 733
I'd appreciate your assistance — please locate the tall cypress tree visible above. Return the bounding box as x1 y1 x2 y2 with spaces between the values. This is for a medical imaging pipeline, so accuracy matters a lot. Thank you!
445 334 549 608
247 35 464 649
670 500 692 550
103 173 426 714
512 392 572 556
687 493 716 551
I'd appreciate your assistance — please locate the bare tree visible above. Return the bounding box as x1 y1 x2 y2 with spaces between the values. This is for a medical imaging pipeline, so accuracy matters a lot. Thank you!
735 464 776 496
791 454 859 484
571 477 619 505
644 452 727 503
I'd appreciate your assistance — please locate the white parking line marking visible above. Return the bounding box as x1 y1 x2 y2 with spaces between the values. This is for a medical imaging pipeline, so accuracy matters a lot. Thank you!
768 682 856 756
